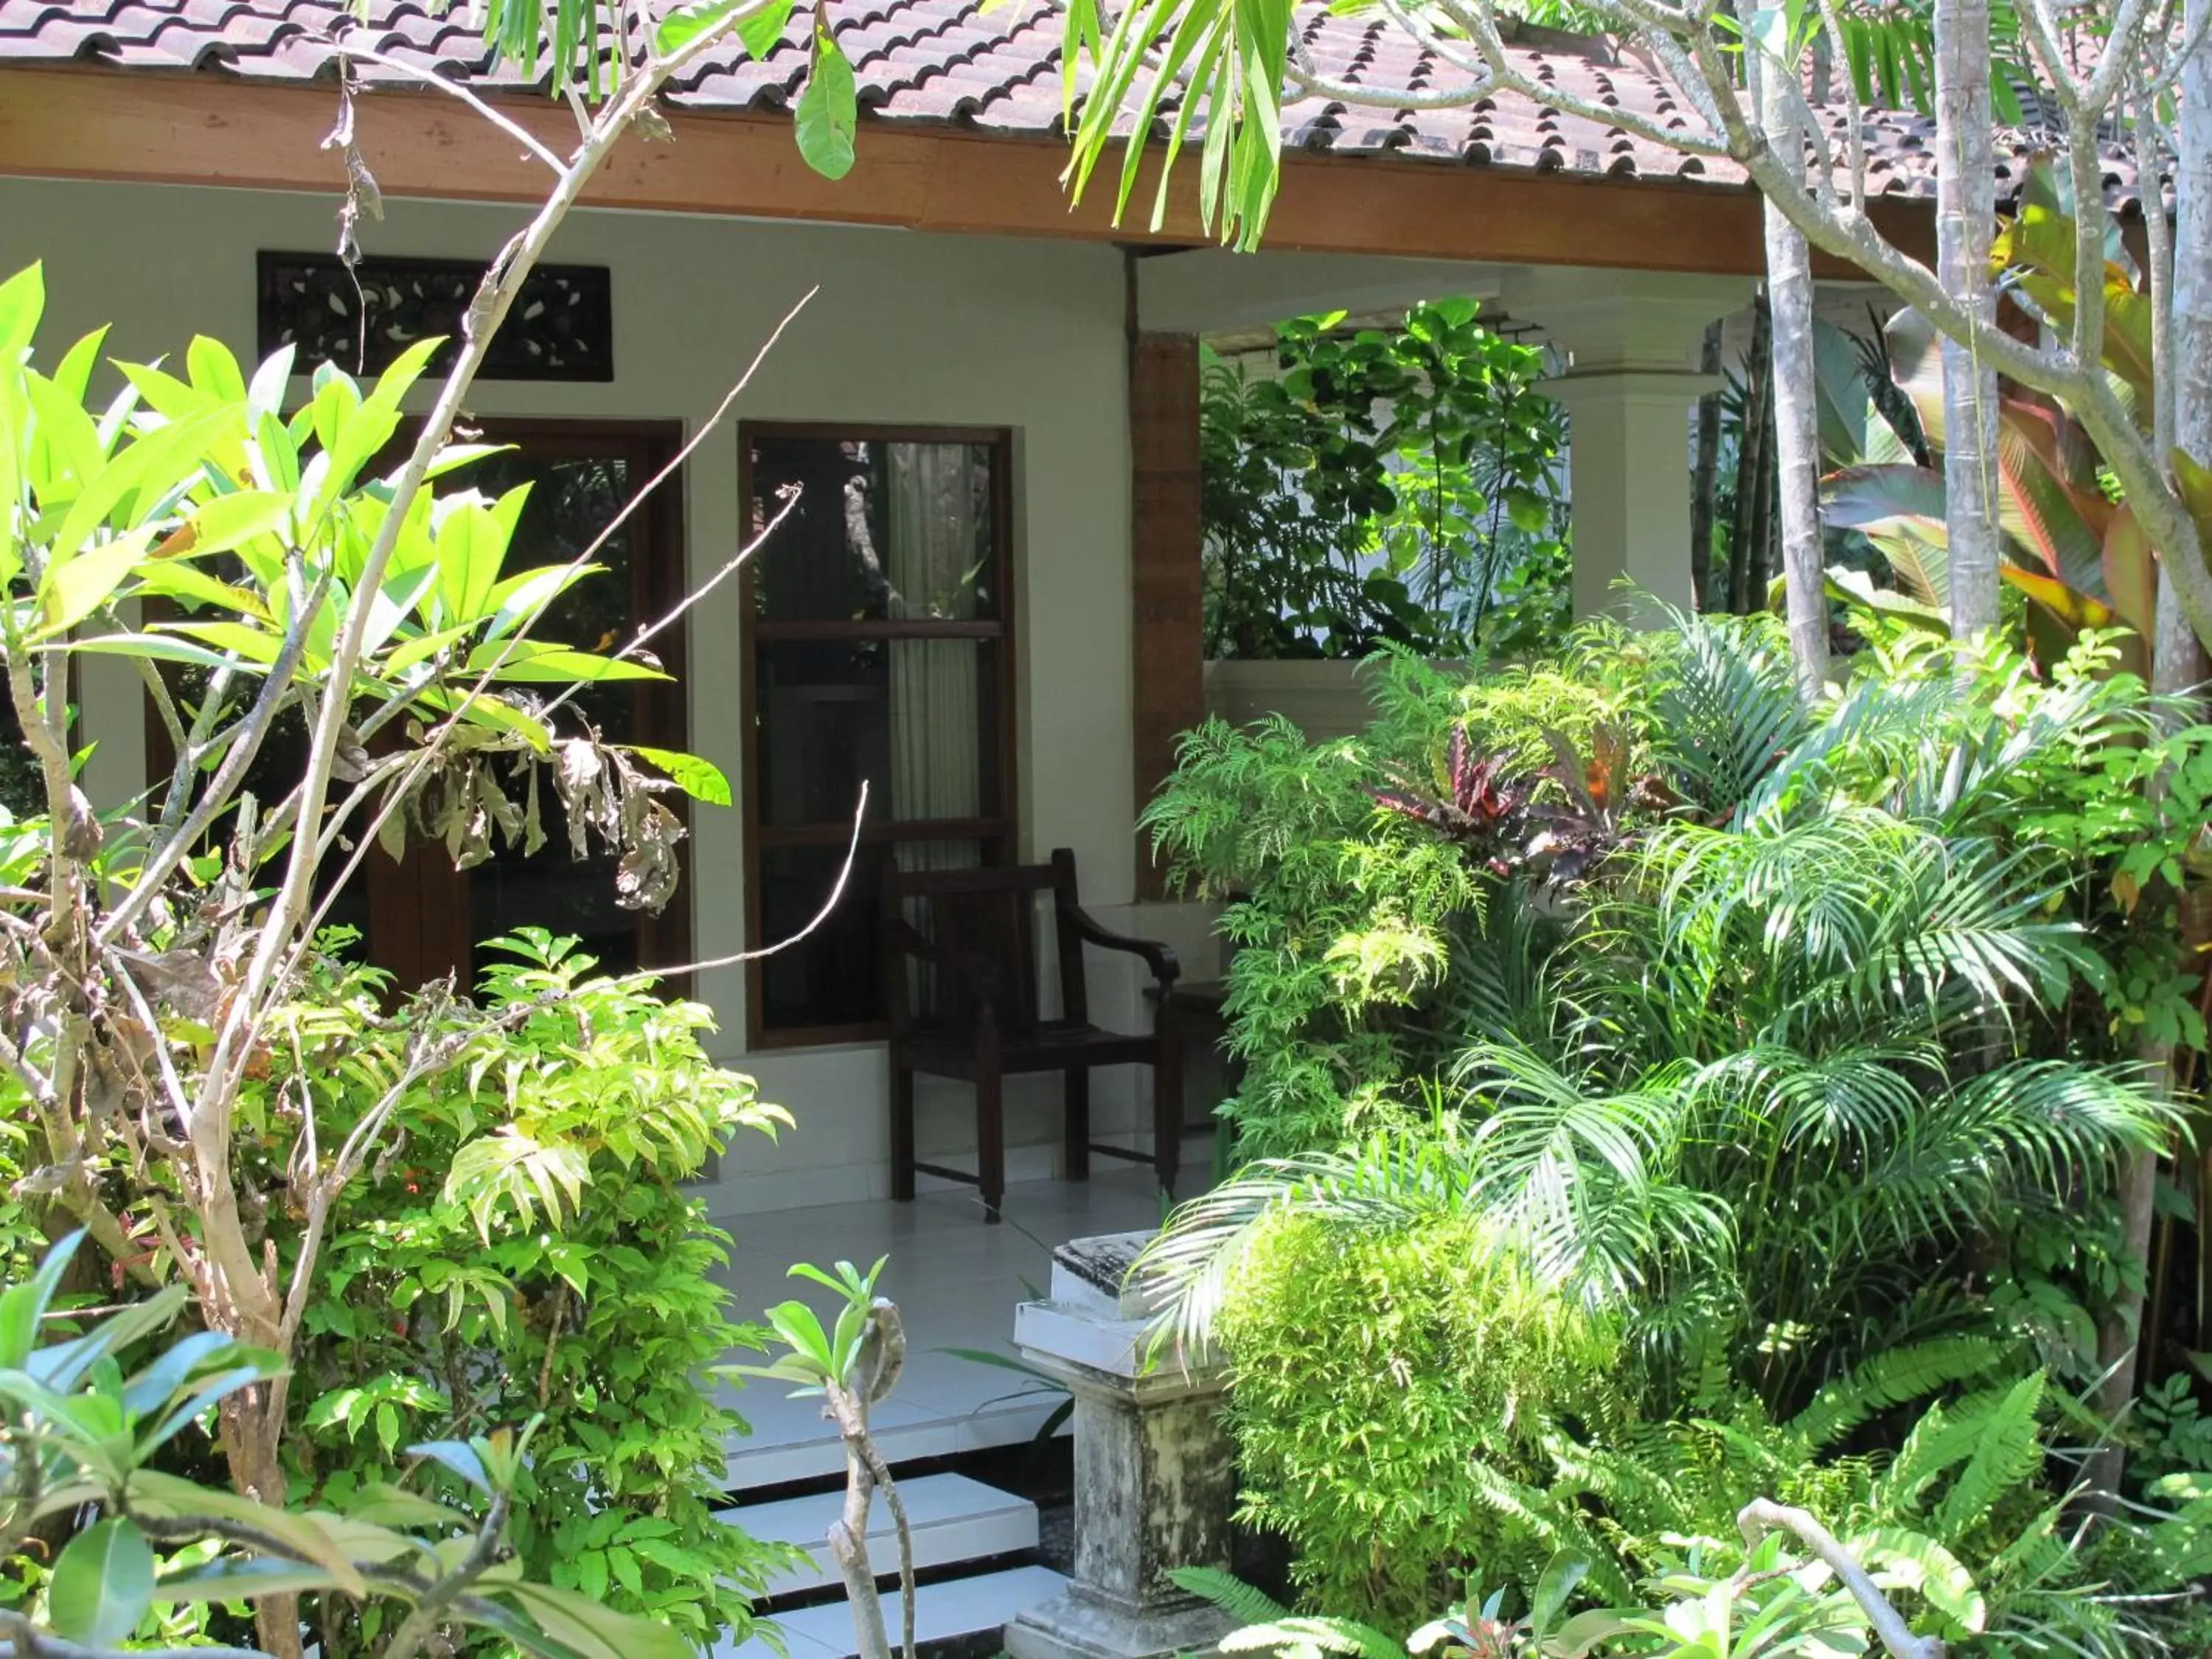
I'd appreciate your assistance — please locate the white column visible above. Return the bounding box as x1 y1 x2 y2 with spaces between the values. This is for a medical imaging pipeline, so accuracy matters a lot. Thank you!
1502 268 1747 621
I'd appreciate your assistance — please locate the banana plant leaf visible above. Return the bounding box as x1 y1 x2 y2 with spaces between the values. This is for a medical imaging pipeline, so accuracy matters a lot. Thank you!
1812 316 1911 468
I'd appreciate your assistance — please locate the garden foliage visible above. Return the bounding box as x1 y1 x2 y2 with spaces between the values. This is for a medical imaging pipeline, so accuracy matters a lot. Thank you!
1143 613 2212 1649
1200 300 1570 661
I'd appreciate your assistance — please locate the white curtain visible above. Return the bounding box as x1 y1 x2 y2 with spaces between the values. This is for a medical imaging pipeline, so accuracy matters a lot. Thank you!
886 445 983 871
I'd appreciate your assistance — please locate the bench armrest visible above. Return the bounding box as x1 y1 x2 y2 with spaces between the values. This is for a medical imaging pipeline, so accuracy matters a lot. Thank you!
1062 904 1181 987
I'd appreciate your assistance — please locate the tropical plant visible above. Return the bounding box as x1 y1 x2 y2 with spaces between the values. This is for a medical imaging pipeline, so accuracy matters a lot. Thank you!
0 1233 701 1659
0 237 824 1656
1172 1553 1630 1658
249 931 795 1656
724 1259 917 1659
1212 1208 1629 1621
1200 302 1569 661
1141 618 2180 1415
1818 167 2167 673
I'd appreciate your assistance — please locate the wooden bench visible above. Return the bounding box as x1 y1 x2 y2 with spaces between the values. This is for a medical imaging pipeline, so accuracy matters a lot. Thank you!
882 848 1183 1221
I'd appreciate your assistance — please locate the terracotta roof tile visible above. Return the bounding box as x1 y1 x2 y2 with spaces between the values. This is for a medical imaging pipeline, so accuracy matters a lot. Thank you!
0 0 2145 207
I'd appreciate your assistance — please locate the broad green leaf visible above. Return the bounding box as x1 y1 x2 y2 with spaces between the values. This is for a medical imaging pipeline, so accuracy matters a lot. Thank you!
437 486 532 623
734 0 798 56
163 490 296 562
133 561 271 619
473 646 669 683
1853 1525 1986 1632
49 1518 156 1646
186 335 248 403
795 26 858 181
625 745 731 804
496 1578 697 1659
162 619 285 666
0 262 44 361
125 1470 368 1596
246 344 296 422
46 402 240 565
153 1557 353 1604
484 562 599 641
38 525 161 636
384 624 476 675
2101 504 2157 634
72 632 264 674
1824 567 1950 635
26 368 108 501
1997 565 2116 630
657 0 790 54
0 1229 83 1371
1882 307 1947 449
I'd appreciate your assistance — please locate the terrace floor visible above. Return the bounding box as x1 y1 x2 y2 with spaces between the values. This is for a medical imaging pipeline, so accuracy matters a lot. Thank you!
710 1143 1208 1491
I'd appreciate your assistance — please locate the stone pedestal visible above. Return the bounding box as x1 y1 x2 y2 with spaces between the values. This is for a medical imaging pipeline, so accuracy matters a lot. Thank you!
1002 1232 1237 1659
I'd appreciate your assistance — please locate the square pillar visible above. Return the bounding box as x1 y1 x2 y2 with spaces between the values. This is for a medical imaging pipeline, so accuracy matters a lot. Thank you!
1500 268 1746 621
1130 333 1205 899
1546 372 1714 618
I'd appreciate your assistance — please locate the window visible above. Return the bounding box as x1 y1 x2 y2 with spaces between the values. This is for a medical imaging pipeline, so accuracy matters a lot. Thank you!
143 420 690 989
740 425 1017 1046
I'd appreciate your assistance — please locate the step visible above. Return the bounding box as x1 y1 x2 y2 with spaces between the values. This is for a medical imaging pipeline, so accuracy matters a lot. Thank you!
724 1394 1066 1492
719 1473 1040 1596
723 1565 1071 1659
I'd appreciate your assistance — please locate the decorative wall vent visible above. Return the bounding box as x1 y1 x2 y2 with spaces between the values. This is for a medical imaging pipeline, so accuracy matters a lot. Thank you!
256 253 613 383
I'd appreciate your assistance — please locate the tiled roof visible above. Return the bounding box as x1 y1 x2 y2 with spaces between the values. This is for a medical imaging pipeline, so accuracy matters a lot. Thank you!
0 0 2142 206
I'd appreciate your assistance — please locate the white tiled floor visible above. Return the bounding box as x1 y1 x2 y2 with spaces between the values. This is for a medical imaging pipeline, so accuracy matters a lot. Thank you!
712 1144 1208 1489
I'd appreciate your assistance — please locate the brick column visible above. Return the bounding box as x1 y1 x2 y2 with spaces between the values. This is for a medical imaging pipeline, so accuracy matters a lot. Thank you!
1129 333 1204 899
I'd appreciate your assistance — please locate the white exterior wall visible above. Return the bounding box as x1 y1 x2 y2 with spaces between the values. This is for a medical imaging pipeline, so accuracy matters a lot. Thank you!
0 175 1192 1215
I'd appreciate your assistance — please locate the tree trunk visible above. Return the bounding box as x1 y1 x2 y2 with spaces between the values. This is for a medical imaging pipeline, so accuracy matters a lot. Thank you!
1759 51 1830 695
2091 0 2212 1500
1691 323 1724 611
1728 295 1774 614
1933 0 2001 647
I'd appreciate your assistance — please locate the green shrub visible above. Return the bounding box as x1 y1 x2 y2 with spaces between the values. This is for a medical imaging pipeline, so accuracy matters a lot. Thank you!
1214 1209 1627 1623
247 931 796 1656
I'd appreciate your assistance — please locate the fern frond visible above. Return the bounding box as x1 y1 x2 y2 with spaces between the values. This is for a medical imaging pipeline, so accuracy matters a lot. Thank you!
1934 1371 2047 1540
1789 1336 2010 1450
1169 1567 1290 1625
1221 1617 1403 1659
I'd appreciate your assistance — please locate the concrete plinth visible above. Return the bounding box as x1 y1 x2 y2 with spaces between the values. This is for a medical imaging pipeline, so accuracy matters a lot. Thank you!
1002 1231 1237 1659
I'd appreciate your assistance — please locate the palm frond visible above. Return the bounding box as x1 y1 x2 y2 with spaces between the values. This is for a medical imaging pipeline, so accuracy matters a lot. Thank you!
1132 1130 1475 1352
1649 608 1812 813
1455 1043 1727 1301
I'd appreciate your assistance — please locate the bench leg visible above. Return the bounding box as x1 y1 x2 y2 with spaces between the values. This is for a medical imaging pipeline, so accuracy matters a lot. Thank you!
890 1065 917 1203
977 1068 1006 1223
1063 1067 1091 1183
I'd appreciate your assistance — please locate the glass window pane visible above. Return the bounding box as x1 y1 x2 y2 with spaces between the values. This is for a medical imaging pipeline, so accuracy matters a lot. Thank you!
463 448 641 740
469 849 643 979
748 437 998 622
462 442 662 974
759 844 885 1029
754 639 1001 827
760 839 989 1032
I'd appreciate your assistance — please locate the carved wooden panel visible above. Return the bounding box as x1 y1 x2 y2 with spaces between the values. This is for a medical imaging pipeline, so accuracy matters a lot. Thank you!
256 252 613 382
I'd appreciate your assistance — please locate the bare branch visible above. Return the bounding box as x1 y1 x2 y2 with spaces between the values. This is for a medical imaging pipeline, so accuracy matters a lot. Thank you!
1736 1499 1944 1659
333 42 569 174
624 782 868 983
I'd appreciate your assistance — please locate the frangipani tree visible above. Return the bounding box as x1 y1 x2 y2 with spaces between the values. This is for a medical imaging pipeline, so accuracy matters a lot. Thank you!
1 1 869 1652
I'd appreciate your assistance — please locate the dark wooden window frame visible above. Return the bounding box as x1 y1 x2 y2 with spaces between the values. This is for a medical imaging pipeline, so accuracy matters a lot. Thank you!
738 421 1020 1051
142 417 692 992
